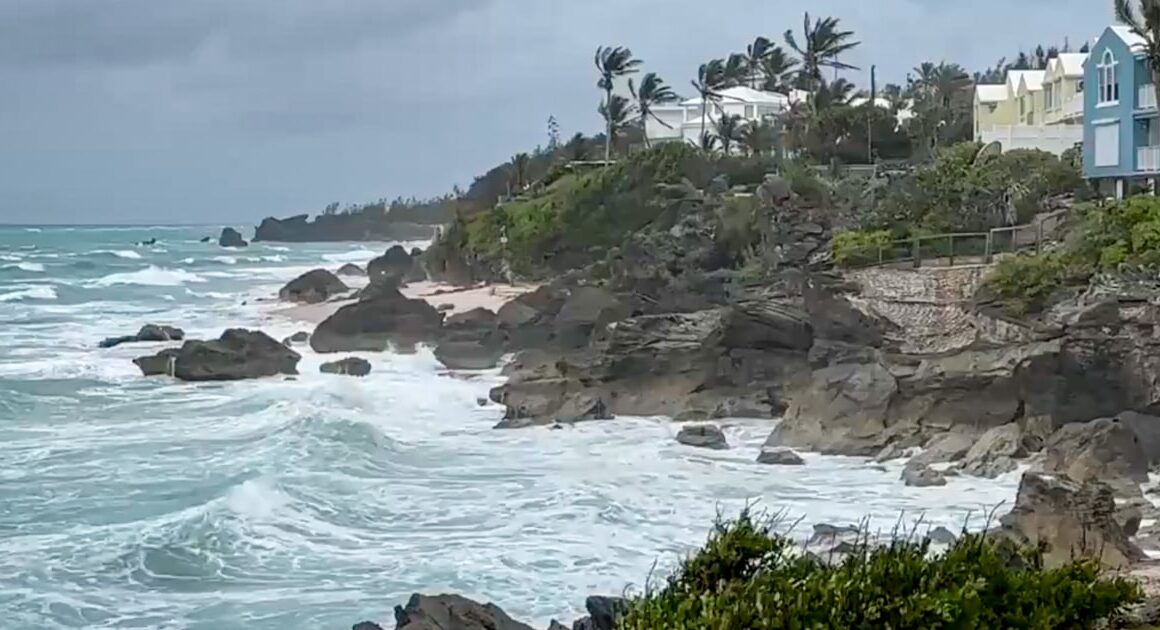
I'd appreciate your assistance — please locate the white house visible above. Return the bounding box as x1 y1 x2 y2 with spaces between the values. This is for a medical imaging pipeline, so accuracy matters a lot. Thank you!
645 86 807 145
974 55 1087 156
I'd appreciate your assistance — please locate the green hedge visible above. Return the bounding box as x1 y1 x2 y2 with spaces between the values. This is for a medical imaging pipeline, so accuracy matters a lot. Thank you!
833 230 893 267
620 511 1141 630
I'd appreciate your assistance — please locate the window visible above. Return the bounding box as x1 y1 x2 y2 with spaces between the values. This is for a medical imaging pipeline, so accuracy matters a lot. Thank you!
1098 49 1120 104
1044 83 1054 111
1094 123 1120 166
744 104 756 119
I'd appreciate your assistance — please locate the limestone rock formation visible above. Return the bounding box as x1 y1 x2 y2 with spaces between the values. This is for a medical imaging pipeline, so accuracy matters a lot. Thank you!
134 329 299 380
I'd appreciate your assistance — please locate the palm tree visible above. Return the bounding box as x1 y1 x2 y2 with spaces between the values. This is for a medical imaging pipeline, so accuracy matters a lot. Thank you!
508 153 531 194
910 62 938 95
743 37 774 87
1115 0 1160 111
723 53 749 88
595 46 643 162
759 47 799 93
930 62 972 108
739 119 777 155
629 72 679 148
691 59 728 141
562 132 588 161
814 77 856 110
714 114 744 154
598 94 635 156
698 130 720 153
784 12 861 100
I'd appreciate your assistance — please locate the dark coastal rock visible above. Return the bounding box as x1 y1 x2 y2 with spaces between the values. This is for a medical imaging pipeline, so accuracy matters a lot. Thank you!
253 213 439 243
320 357 372 377
434 307 506 370
134 329 299 380
497 285 568 349
278 269 349 304
926 526 957 545
553 286 629 350
901 462 947 487
998 471 1144 568
957 423 1026 478
199 236 212 243
756 447 805 465
282 331 310 346
99 324 184 348
218 227 248 248
575 596 628 630
907 431 975 468
675 424 728 450
337 263 367 277
311 283 443 353
392 594 535 630
368 245 426 285
1038 416 1149 495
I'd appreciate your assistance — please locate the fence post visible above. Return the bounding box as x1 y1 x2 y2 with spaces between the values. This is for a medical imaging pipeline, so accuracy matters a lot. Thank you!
948 234 955 266
877 243 883 266
1036 219 1044 254
912 236 921 269
985 231 993 263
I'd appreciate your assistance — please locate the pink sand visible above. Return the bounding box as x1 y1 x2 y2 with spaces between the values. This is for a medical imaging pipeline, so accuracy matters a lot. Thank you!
270 281 538 324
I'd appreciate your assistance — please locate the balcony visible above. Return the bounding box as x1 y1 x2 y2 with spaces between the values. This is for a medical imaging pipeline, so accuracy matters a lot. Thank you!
1139 84 1158 111
1138 146 1160 172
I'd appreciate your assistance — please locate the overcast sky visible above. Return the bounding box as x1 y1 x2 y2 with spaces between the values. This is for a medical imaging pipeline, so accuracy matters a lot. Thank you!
0 0 1112 225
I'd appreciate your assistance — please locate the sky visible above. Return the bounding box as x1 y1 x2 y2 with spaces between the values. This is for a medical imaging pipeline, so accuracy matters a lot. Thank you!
0 0 1114 225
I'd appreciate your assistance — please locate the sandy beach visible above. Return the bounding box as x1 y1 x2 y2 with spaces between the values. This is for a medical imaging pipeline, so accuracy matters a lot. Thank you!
269 280 538 324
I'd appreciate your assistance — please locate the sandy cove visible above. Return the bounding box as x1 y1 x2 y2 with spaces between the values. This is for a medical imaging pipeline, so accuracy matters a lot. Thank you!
269 280 538 324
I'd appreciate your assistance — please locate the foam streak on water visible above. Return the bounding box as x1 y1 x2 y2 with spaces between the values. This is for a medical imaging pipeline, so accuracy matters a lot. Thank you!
0 226 1020 630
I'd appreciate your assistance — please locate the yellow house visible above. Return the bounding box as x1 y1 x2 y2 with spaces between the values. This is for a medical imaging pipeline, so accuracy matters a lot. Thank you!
1011 70 1046 126
974 84 1012 138
1041 52 1087 124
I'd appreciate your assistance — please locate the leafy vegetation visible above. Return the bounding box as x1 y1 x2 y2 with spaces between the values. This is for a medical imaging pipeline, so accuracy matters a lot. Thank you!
619 511 1141 630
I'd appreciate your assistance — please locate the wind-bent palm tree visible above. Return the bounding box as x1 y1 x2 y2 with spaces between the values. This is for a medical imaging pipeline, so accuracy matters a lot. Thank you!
814 77 856 110
784 12 861 101
691 59 728 141
723 53 749 88
598 94 636 156
595 46 643 162
759 47 799 93
629 72 679 148
562 132 588 161
743 37 774 88
930 62 972 108
1115 0 1160 111
714 114 744 154
739 119 776 155
508 153 531 194
910 62 938 95
698 130 720 153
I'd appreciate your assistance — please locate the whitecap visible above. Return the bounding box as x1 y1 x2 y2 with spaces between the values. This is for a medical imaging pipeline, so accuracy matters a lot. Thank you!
23 227 41 233
4 262 45 272
185 289 233 300
0 285 57 302
266 246 290 252
213 256 238 265
89 266 207 287
322 249 381 263
180 257 196 264
0 254 22 262
110 250 142 259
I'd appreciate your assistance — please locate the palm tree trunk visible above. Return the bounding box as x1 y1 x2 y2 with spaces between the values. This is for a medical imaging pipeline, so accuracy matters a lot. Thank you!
700 99 707 143
604 86 613 162
641 113 651 149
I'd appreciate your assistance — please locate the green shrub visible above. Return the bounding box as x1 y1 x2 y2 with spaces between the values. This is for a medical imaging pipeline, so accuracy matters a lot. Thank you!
620 512 1141 630
986 252 1093 316
833 229 894 267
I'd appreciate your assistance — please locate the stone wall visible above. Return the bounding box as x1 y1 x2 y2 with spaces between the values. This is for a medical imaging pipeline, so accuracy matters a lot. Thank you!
845 265 992 354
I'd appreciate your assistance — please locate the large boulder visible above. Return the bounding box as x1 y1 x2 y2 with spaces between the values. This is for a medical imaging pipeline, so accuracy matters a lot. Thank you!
133 329 299 380
392 594 534 630
320 357 372 377
1038 417 1149 495
571 596 629 630
553 286 629 349
957 423 1026 478
278 269 349 304
311 283 443 353
901 462 947 487
907 431 976 468
218 227 248 248
368 245 425 285
497 285 567 349
100 324 184 348
337 263 366 277
998 472 1145 569
434 307 506 370
676 424 728 450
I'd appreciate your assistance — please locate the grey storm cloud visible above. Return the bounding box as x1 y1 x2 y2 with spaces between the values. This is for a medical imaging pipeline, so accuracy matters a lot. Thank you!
0 0 1117 224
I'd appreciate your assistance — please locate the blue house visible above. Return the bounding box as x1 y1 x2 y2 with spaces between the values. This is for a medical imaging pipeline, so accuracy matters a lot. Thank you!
1083 25 1159 197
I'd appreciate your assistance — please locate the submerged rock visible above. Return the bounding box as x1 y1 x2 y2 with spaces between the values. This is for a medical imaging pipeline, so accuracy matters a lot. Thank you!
100 324 184 348
756 447 805 465
392 593 535 630
218 227 248 248
676 424 728 450
901 463 947 487
282 331 310 346
320 357 372 377
134 329 299 381
278 268 349 304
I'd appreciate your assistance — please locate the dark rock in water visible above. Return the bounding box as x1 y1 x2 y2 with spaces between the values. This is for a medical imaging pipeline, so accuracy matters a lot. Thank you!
998 471 1144 568
138 237 157 246
809 523 861 546
756 447 805 465
351 622 384 630
675 424 728 450
134 329 299 380
100 324 184 348
583 595 629 630
436 303 455 312
199 236 212 243
282 331 310 346
410 247 423 258
476 397 488 407
311 282 443 353
337 263 366 277
278 269 349 304
927 526 957 545
368 245 425 285
393 593 535 630
901 463 946 487
320 357 372 377
218 227 248 248
435 307 506 370
546 621 569 630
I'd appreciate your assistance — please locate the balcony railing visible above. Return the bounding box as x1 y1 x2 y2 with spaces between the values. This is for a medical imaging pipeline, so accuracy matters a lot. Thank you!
1138 146 1160 172
1139 84 1158 110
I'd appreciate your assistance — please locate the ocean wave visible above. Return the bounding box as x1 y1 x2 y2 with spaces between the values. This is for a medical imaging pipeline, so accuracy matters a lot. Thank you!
213 256 238 265
266 246 290 252
89 266 207 287
246 255 286 263
322 249 381 264
0 254 22 262
24 227 41 233
0 285 57 302
90 250 143 260
184 289 233 300
3 262 45 272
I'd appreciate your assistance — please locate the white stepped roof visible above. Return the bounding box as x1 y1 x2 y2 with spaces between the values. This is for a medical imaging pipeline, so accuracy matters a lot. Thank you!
680 85 796 107
975 84 1009 103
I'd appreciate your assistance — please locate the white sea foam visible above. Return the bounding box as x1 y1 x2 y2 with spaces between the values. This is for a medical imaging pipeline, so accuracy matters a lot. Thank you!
322 249 381 263
213 256 238 265
4 262 45 272
107 250 143 259
0 285 57 302
89 266 207 287
0 254 21 262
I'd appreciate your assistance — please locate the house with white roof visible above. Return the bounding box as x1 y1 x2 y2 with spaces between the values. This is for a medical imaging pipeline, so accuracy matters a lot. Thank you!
645 86 806 146
973 58 1086 155
1082 25 1160 197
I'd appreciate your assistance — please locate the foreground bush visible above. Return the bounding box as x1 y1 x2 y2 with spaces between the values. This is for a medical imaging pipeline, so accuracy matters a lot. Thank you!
620 511 1140 630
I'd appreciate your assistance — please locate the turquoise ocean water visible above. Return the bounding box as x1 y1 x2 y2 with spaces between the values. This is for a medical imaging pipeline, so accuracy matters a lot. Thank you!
0 225 1020 629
